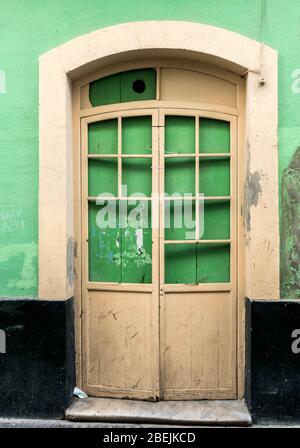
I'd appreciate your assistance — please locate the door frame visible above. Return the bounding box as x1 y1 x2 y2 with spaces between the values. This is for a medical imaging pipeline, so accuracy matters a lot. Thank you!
75 63 244 396
80 103 239 399
75 62 246 398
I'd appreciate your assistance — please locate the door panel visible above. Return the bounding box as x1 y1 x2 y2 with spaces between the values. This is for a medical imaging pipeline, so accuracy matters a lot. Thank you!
162 292 235 399
85 290 154 399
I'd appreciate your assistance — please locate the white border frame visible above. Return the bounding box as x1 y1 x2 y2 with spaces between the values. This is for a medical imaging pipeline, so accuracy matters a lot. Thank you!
39 21 279 301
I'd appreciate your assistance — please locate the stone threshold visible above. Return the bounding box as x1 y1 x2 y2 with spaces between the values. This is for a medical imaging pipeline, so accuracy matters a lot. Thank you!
65 398 252 426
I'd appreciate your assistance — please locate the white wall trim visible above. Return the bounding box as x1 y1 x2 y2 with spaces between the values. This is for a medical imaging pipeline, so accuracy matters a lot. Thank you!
39 20 279 300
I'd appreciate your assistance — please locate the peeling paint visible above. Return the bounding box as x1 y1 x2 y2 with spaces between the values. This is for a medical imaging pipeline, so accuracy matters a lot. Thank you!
281 147 300 299
67 237 75 287
244 140 262 232
135 228 143 253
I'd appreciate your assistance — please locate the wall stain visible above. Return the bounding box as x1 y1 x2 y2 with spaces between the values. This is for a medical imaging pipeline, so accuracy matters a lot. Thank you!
67 237 76 288
244 140 262 232
0 208 25 235
0 242 37 292
281 147 300 299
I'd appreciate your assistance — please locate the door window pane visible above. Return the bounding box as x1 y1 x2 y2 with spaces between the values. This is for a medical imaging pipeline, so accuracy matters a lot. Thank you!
165 244 197 284
164 200 196 240
165 116 195 154
120 201 152 283
89 201 152 283
201 200 230 240
89 69 156 107
88 119 118 154
89 201 121 282
122 116 152 155
197 243 230 283
199 118 230 153
88 158 118 197
89 73 120 107
122 158 152 197
165 158 195 196
199 157 230 196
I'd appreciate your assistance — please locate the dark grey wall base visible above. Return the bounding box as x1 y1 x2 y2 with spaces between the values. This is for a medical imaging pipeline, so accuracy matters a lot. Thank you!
1 296 300 422
0 297 75 419
246 298 300 423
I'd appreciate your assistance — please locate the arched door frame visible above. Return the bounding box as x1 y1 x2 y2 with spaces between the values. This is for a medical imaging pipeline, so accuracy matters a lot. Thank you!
39 21 279 398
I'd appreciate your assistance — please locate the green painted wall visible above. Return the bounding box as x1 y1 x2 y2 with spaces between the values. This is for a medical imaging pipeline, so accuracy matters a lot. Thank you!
0 0 299 297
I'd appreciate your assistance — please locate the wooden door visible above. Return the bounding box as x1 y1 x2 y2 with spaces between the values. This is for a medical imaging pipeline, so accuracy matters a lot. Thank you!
81 106 237 400
81 109 160 400
159 110 237 399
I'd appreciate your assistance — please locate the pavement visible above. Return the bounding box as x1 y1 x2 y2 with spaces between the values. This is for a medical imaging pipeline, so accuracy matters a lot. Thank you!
0 418 299 428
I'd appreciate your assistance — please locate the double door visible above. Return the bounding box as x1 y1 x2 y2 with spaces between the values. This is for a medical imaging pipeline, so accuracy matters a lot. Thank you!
81 107 237 400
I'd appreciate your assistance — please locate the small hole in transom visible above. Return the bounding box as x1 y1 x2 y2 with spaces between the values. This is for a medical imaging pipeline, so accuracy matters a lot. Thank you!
132 79 146 94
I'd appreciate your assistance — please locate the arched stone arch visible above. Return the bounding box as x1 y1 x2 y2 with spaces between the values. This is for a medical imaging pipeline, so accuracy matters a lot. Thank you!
39 21 279 301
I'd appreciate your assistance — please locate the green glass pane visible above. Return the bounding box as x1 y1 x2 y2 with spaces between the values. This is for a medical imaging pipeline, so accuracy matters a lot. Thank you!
197 243 230 283
199 118 230 153
88 119 118 154
199 157 230 196
89 73 121 107
165 244 197 284
164 200 196 240
122 116 152 154
121 69 156 102
165 158 195 196
88 158 118 197
89 69 156 107
122 158 152 197
89 201 152 284
88 202 121 282
120 201 152 283
165 116 195 154
201 200 230 240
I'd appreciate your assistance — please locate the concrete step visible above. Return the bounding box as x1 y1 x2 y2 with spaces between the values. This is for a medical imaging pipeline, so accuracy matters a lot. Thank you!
65 398 252 426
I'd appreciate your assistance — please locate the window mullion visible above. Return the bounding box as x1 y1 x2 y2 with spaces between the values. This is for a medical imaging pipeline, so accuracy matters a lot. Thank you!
195 115 199 241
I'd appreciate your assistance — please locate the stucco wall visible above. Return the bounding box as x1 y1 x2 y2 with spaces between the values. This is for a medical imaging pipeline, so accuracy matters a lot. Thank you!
0 0 299 297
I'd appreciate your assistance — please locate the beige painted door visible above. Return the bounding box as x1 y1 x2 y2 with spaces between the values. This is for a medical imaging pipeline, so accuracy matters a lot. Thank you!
81 106 237 400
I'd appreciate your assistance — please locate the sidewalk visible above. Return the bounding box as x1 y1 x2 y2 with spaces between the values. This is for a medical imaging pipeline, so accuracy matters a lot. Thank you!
0 418 299 428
